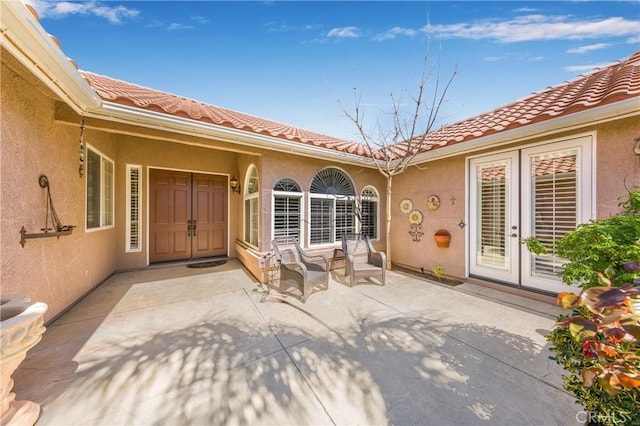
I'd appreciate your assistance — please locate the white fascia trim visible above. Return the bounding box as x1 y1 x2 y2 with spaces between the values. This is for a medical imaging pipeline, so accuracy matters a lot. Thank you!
87 102 373 166
0 1 101 113
408 97 640 165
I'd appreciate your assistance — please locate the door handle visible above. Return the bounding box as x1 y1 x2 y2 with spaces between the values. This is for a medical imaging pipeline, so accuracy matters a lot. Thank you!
187 219 196 237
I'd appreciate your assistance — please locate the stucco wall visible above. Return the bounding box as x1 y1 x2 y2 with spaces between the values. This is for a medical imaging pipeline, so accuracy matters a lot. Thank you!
594 117 640 217
391 118 640 281
392 156 467 278
1 55 117 322
260 153 388 252
3 46 637 321
113 136 242 270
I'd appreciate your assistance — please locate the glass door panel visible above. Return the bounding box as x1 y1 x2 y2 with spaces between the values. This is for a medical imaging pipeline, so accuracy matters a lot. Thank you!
469 152 520 284
521 137 593 293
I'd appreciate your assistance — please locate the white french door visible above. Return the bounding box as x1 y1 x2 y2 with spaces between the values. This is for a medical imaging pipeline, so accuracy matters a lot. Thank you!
469 152 520 284
469 136 593 293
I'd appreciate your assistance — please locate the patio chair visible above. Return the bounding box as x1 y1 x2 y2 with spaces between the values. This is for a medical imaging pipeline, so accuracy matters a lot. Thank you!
271 239 330 302
341 234 386 286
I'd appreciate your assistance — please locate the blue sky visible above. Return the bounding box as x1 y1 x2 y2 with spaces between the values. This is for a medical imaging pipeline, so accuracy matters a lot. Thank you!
32 1 640 141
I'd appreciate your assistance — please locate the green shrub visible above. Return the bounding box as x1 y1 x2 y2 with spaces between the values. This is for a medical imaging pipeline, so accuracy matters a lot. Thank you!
543 191 640 426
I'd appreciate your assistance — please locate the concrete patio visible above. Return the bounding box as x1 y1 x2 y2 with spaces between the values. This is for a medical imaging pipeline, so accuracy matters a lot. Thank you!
13 259 581 425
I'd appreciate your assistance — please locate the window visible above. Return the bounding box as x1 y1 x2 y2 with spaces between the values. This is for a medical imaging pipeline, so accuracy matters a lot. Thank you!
86 146 114 230
273 178 302 244
309 168 355 245
244 165 259 246
126 165 141 251
360 187 379 239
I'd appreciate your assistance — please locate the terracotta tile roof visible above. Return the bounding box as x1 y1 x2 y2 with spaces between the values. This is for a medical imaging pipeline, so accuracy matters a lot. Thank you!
80 71 370 156
80 51 639 160
389 51 640 159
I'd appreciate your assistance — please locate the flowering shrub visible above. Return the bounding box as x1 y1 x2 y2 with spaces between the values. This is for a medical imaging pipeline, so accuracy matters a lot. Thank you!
542 191 640 425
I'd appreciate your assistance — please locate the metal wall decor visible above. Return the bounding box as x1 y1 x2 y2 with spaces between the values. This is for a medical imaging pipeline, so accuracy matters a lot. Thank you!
426 195 440 210
78 116 85 177
408 210 424 242
399 198 413 214
400 198 424 241
19 175 75 247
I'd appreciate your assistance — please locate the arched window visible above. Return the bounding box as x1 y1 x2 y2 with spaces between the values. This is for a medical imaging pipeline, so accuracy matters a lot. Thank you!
360 186 379 239
272 178 303 244
309 168 356 245
244 165 259 246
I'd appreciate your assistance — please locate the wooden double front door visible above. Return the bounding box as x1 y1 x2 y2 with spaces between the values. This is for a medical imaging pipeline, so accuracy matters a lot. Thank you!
150 170 227 263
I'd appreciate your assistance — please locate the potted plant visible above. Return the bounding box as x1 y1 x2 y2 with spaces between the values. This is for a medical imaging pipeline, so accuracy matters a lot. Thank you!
523 190 640 425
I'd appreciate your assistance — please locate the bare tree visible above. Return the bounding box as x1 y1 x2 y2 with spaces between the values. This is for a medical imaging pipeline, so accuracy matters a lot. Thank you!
341 44 457 268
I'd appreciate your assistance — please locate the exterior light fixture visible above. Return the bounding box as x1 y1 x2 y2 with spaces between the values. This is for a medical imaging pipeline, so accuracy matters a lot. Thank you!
230 175 241 194
634 137 640 156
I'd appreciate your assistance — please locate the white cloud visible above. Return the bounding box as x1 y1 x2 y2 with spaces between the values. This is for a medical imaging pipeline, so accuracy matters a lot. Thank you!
167 23 193 31
424 15 640 43
264 21 323 33
565 62 615 74
627 34 640 44
567 43 610 54
327 26 362 38
32 0 139 24
373 27 417 41
191 15 209 25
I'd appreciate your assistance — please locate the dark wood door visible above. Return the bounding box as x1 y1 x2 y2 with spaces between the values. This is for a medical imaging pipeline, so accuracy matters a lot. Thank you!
150 170 227 263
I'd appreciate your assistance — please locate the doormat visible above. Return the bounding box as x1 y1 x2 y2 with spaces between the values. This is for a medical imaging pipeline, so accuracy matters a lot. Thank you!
186 260 227 269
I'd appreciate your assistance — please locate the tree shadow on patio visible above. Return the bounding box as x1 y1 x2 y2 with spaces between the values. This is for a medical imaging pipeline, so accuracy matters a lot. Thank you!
19 308 575 425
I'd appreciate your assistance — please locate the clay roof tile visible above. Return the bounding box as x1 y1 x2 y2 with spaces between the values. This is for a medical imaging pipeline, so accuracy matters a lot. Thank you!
79 51 639 160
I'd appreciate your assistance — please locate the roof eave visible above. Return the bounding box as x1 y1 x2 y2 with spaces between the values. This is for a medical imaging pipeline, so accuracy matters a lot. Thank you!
0 1 101 113
87 102 374 166
408 97 640 164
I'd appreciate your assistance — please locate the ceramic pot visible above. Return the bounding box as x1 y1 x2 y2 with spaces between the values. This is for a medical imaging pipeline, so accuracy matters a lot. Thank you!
0 295 47 426
434 229 451 248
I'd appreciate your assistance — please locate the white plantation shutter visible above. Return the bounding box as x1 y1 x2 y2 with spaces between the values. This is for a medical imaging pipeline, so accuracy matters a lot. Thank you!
335 198 355 241
531 152 577 278
309 168 355 244
273 178 302 244
360 187 378 239
478 164 507 268
310 198 333 244
126 165 141 252
244 165 259 246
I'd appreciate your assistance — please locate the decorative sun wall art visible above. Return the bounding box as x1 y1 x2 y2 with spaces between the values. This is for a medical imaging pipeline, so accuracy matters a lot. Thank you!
399 198 424 242
400 198 413 214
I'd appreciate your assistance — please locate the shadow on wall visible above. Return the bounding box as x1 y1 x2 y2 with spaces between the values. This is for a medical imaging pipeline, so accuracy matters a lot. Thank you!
15 305 571 424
